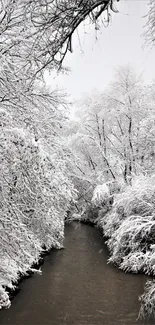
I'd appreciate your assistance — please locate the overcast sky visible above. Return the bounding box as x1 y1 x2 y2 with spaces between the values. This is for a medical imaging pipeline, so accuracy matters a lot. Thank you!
45 0 155 101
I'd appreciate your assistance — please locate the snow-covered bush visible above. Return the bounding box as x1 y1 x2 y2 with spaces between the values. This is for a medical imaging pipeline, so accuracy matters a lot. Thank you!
0 287 11 310
98 209 120 237
80 182 114 224
106 215 155 270
93 175 155 317
139 281 155 318
112 176 155 218
91 183 111 208
99 175 155 236
0 103 76 309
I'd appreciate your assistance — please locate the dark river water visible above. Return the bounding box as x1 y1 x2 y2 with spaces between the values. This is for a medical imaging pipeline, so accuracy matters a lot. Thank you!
0 222 154 325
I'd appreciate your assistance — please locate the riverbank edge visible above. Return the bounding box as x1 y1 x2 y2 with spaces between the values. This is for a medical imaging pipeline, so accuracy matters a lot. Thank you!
2 214 154 319
2 219 93 309
0 211 80 309
1 239 64 309
79 205 155 320
5 246 60 302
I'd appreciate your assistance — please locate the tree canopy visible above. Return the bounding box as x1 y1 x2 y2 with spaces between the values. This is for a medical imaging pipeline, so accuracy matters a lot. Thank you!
0 0 118 86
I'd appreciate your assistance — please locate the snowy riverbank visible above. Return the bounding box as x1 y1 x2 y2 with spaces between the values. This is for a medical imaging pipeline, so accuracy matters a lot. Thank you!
81 176 155 318
0 128 75 310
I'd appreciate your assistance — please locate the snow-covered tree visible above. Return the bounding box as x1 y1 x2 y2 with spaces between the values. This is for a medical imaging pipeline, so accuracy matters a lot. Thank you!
0 0 118 86
0 82 77 308
69 66 155 187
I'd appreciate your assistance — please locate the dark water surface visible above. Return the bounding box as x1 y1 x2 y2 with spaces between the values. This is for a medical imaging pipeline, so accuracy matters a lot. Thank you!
0 222 154 325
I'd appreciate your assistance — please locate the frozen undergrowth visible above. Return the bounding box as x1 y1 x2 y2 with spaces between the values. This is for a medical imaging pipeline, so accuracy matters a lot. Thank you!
89 177 155 317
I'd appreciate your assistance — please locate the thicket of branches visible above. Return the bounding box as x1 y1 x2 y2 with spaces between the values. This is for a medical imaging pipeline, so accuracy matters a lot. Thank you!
0 0 116 87
66 66 155 213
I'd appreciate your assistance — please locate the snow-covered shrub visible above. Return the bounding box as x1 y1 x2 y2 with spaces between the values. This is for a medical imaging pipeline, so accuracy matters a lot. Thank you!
81 181 119 225
98 175 155 236
0 287 10 310
91 183 111 208
0 113 76 308
0 128 43 308
112 176 155 219
100 176 155 271
106 215 155 270
94 175 155 318
97 209 120 237
139 281 155 318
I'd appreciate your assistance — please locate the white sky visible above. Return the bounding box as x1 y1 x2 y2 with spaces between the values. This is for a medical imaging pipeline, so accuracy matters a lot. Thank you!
45 0 155 101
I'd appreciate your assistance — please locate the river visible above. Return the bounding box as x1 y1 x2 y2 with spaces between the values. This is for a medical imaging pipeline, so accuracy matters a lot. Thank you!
0 222 154 325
